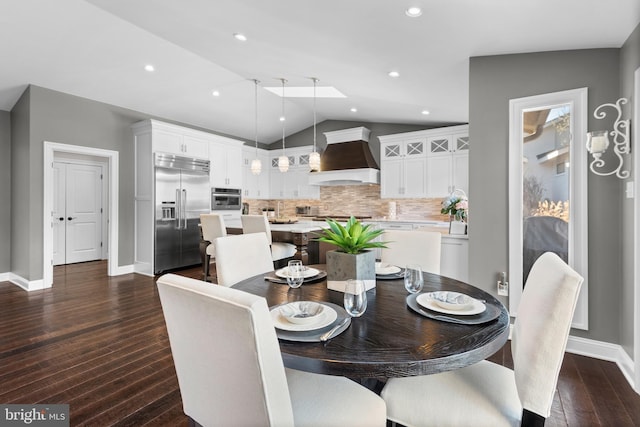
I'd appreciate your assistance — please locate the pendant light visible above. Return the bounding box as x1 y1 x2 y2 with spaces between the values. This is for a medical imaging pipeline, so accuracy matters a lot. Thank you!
250 79 262 175
277 78 290 173
309 77 321 171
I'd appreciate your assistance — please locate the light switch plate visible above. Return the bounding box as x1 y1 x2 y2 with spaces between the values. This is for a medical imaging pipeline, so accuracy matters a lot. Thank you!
626 181 634 199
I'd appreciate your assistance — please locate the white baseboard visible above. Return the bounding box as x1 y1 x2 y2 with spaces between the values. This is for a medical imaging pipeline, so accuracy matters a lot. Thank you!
112 264 135 275
2 264 138 292
566 335 636 392
0 272 48 291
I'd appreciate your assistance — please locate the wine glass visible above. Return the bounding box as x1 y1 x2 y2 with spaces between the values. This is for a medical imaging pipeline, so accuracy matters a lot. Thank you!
344 280 367 317
286 260 304 289
404 264 424 294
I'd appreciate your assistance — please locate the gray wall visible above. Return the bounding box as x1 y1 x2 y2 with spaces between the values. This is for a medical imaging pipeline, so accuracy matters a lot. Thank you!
0 111 10 272
469 49 622 343
9 85 259 281
10 88 31 279
269 120 461 165
620 22 640 357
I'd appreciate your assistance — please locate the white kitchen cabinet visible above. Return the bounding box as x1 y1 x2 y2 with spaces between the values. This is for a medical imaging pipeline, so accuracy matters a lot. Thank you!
242 146 270 199
379 138 427 198
426 131 469 197
210 138 243 189
440 236 469 282
379 125 469 199
141 120 210 159
268 147 320 200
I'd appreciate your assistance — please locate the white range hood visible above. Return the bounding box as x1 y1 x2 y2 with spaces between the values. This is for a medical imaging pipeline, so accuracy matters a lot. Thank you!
308 127 380 186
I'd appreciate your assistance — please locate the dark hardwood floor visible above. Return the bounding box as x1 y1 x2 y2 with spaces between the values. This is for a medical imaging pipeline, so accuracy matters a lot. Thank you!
1 260 638 426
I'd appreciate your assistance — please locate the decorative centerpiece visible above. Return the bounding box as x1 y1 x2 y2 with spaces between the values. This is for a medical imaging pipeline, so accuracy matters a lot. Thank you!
441 190 468 235
316 216 387 292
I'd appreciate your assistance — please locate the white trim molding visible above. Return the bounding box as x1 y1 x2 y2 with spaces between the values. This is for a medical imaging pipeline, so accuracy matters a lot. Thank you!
43 142 121 289
0 272 45 292
566 335 636 393
508 88 589 330
633 66 640 394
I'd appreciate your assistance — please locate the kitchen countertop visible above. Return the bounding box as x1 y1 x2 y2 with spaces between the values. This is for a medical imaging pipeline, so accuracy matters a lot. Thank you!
225 217 467 238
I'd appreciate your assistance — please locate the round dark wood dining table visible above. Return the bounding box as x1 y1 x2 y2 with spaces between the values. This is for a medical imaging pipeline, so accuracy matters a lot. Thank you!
233 265 510 379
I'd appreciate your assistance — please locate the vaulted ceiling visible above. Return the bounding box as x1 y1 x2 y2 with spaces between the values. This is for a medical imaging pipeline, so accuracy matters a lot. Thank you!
1 0 638 143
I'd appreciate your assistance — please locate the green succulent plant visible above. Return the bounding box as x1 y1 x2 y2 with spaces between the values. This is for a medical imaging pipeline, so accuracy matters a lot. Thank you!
316 216 387 254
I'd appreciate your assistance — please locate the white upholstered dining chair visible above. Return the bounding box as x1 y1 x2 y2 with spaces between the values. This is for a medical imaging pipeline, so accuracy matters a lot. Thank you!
199 213 227 282
241 214 297 266
381 252 583 427
380 229 442 274
156 273 386 427
213 232 274 287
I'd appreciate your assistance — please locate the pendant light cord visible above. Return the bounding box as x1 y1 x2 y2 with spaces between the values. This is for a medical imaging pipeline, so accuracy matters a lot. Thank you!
254 79 259 156
313 78 317 151
281 78 286 153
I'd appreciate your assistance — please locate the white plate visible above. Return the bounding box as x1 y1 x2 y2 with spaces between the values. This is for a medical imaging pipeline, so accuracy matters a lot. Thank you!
375 262 401 275
416 293 486 316
270 304 338 331
275 267 320 279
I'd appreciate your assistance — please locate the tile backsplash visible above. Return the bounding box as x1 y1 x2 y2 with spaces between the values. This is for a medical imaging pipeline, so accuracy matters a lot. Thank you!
244 184 450 221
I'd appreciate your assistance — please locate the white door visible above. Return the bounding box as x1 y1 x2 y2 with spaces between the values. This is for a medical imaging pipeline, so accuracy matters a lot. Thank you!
53 162 103 265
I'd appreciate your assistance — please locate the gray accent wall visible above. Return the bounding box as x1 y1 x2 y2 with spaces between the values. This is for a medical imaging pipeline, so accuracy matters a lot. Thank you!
10 89 30 279
269 120 461 166
620 22 640 357
0 110 10 272
469 49 622 343
9 85 258 281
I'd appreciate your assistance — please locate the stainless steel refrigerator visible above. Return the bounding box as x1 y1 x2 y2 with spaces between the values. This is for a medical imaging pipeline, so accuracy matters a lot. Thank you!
155 153 210 273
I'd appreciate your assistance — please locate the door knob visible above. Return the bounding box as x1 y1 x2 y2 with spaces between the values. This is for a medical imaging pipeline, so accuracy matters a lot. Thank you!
67 217 77 221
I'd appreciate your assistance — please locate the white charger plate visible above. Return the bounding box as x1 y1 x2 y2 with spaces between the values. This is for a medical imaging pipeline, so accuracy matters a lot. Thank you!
270 304 338 331
416 292 486 316
275 267 320 279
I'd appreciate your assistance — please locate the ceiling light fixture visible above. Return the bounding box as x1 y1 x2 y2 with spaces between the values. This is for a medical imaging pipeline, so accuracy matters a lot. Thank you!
250 79 262 175
388 71 400 78
405 7 422 17
278 78 289 173
421 110 430 115
144 64 155 72
309 78 321 172
233 33 247 42
212 90 220 97
350 107 358 113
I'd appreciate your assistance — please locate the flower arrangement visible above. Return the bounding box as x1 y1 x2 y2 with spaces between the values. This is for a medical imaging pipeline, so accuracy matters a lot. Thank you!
316 216 387 254
441 192 468 222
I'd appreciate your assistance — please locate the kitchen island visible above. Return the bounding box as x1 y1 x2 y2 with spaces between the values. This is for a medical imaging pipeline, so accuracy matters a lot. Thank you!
225 219 326 264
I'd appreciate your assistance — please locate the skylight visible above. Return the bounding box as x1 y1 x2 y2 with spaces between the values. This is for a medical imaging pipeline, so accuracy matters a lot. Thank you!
263 86 346 98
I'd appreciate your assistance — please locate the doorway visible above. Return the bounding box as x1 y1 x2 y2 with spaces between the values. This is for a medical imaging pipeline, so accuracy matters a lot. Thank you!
43 142 120 289
53 159 105 265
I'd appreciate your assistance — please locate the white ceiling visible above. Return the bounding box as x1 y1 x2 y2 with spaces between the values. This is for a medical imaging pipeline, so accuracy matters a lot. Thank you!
1 0 638 143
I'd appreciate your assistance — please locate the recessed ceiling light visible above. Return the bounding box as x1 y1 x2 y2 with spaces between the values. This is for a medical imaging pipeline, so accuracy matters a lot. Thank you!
279 116 286 122
212 90 220 97
421 110 430 115
405 7 422 17
388 71 400 78
233 33 247 41
350 107 358 113
144 64 155 72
